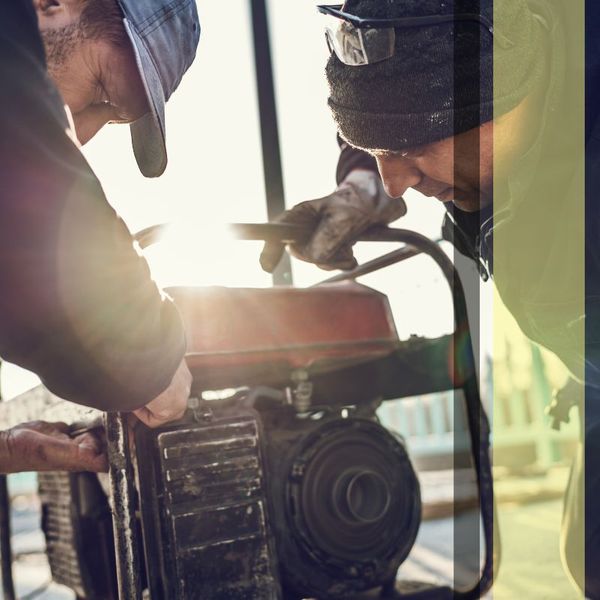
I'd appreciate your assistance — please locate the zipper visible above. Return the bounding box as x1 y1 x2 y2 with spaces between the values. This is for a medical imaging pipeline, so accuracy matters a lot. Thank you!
442 214 491 282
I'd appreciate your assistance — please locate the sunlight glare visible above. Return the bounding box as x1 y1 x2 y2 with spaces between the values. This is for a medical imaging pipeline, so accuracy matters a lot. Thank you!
144 220 272 289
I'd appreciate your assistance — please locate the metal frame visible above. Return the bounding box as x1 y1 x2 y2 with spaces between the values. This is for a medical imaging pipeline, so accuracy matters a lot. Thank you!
249 0 292 287
107 223 498 599
0 224 497 598
320 227 498 598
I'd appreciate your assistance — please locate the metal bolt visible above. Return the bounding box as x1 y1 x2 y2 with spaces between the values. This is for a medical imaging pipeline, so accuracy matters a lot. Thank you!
291 370 313 413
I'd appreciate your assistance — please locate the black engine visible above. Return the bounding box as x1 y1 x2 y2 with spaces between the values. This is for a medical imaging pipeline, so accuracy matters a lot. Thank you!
135 392 421 599
39 390 421 600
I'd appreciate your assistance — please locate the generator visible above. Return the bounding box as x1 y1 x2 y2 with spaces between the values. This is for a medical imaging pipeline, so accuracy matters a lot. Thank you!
33 225 494 600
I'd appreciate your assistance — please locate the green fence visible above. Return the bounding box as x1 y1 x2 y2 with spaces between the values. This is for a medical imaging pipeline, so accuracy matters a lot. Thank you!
7 472 38 497
378 344 579 471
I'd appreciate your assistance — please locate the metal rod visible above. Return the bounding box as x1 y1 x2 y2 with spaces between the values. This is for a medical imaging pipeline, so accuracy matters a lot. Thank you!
318 245 422 284
0 359 16 600
249 0 292 286
134 222 311 251
106 412 142 600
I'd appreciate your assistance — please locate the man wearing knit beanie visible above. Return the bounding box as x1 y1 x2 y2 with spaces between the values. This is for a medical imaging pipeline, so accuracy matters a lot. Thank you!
261 0 545 270
261 0 548 270
327 0 542 153
262 0 600 597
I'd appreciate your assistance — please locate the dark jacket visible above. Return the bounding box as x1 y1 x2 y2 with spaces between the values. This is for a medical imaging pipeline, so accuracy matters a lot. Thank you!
0 1 186 411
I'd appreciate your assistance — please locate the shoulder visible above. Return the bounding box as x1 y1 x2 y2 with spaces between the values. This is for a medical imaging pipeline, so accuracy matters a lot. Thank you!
0 1 69 131
0 1 46 67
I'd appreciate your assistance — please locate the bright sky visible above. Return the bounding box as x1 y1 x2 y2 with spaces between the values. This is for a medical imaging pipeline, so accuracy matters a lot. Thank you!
1 1 491 400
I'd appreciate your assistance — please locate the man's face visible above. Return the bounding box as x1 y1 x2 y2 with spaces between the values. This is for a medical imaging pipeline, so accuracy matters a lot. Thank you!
370 121 495 213
35 0 148 145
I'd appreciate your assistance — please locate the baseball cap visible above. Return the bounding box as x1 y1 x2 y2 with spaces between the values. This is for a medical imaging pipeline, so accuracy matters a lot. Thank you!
116 0 201 178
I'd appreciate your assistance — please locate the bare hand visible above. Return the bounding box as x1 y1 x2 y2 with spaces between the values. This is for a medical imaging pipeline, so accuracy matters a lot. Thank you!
0 421 107 474
260 170 406 272
133 358 192 428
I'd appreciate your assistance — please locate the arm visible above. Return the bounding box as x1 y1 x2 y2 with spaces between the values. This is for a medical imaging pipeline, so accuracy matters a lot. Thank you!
335 135 379 184
0 3 185 413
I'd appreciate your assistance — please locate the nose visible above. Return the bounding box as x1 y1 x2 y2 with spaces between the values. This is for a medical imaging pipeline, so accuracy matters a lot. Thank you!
375 155 422 199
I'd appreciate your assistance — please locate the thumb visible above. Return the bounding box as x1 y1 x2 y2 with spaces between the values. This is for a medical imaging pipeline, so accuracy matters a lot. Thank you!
259 197 327 272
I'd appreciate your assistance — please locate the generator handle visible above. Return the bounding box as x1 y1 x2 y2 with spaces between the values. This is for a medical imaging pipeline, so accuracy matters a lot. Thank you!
133 222 435 283
134 222 312 250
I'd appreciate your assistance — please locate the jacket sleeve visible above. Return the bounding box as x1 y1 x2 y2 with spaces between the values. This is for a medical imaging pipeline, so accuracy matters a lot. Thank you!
335 135 379 185
0 3 186 412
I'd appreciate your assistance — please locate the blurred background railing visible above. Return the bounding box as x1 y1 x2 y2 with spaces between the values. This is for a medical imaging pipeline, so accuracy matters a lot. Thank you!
378 342 578 473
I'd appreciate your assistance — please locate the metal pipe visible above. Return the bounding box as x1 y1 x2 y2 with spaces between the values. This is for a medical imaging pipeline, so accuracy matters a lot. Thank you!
249 0 292 286
106 412 142 600
134 222 311 251
348 228 497 599
318 245 422 284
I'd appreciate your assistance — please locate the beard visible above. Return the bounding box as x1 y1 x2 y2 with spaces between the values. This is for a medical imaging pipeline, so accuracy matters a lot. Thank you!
41 24 83 77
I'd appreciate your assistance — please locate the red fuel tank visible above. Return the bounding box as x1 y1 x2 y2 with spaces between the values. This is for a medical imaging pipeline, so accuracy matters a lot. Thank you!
168 282 398 389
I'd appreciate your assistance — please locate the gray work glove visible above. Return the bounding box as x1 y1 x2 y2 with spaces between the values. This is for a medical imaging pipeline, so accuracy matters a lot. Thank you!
260 170 407 272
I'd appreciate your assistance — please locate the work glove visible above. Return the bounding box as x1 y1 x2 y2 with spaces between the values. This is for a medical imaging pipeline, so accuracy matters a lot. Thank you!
260 170 407 272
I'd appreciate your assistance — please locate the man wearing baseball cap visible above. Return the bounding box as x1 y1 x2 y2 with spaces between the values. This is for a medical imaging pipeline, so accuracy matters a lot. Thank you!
0 0 199 473
262 0 600 596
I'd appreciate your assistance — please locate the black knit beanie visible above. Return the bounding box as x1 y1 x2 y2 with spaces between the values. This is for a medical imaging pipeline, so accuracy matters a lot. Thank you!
326 0 545 151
